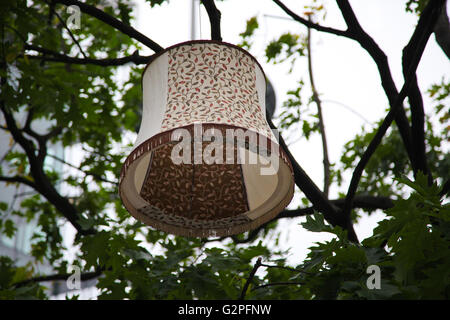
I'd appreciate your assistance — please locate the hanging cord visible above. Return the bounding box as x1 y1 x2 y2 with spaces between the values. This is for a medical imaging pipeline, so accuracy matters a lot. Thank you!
198 0 202 39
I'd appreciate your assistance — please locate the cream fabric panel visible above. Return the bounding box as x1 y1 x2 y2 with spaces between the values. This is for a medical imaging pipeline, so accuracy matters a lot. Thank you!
134 152 151 192
132 53 169 150
240 148 278 214
254 65 276 142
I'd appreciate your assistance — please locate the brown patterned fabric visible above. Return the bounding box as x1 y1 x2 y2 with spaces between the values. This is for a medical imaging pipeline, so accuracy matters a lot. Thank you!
139 141 249 222
139 144 193 215
190 143 248 220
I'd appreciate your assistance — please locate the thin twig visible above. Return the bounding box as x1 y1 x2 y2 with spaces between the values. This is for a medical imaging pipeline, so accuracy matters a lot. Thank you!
321 99 372 124
47 0 87 58
306 15 330 198
260 263 312 275
252 281 304 291
239 257 262 300
46 153 118 185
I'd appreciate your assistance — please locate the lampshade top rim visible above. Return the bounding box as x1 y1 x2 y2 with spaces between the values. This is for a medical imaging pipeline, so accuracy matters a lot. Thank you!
142 40 267 82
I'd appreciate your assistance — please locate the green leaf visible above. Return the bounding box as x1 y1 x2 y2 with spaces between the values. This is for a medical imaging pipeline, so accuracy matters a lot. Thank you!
121 248 152 261
356 280 401 299
80 231 110 269
0 202 8 211
301 212 327 232
77 215 96 231
364 247 387 265
239 16 258 38
265 41 282 61
3 219 16 238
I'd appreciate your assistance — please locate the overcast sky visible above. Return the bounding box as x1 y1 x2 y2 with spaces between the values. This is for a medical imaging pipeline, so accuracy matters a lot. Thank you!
131 0 450 263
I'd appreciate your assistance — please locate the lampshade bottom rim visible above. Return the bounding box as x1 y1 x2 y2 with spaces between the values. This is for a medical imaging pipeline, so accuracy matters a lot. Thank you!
120 179 294 238
119 123 295 238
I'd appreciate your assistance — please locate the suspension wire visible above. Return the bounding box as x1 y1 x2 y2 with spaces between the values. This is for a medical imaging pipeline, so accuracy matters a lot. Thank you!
198 0 202 39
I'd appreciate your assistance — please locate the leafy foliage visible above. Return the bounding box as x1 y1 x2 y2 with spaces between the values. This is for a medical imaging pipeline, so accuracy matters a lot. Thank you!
0 0 448 301
289 174 450 299
336 93 449 199
0 256 47 299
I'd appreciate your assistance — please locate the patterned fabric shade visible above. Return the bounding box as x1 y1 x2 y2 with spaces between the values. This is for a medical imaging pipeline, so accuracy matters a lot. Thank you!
119 41 294 237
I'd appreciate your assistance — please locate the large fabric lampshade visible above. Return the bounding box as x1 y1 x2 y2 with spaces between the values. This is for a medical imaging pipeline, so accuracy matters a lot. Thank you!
119 41 294 237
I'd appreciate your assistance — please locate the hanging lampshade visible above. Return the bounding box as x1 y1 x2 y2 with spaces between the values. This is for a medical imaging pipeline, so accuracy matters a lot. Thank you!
119 40 294 237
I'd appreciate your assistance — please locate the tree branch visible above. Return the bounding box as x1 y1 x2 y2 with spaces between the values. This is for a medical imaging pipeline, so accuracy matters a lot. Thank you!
231 227 264 244
13 268 103 288
267 117 359 242
201 0 222 41
0 105 95 236
342 0 446 218
23 107 35 133
273 0 419 173
267 119 338 221
203 195 393 244
434 4 450 59
20 108 63 164
1 108 39 164
280 195 394 219
0 175 37 189
271 0 423 213
24 44 151 66
272 0 349 37
242 260 309 295
335 0 417 172
53 0 164 53
440 178 450 198
402 17 434 181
